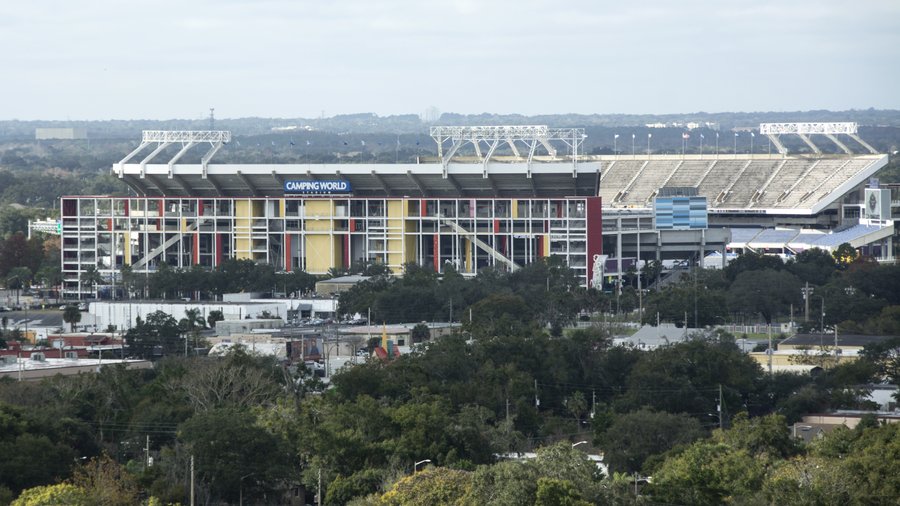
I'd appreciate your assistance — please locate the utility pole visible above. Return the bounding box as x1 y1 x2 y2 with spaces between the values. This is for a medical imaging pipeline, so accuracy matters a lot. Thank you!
506 397 510 424
717 384 724 430
802 282 813 321
534 380 540 410
144 435 150 470
591 389 596 419
317 468 322 506
190 454 195 506
767 324 773 376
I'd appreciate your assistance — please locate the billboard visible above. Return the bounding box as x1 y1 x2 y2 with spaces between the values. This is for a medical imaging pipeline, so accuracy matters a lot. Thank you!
284 180 352 194
864 188 891 221
654 196 708 230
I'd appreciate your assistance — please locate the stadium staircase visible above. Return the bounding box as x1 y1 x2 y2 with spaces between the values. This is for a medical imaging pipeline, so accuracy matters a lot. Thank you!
440 219 520 272
130 220 201 270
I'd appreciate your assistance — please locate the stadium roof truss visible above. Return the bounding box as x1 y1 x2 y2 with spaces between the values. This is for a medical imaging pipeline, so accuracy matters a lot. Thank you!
114 130 231 183
759 122 877 156
111 129 602 199
429 125 586 173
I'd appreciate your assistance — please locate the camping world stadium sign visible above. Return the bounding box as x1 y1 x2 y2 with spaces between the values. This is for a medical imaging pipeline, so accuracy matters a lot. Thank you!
284 180 352 194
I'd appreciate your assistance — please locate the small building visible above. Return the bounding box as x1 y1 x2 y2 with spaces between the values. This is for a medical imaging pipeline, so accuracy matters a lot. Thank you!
748 332 900 373
613 323 706 350
315 275 371 297
0 355 151 381
35 127 88 140
214 318 284 337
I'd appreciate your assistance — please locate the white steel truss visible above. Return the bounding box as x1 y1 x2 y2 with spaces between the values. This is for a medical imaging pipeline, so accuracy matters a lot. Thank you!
758 122 877 155
430 125 586 170
116 131 231 181
759 122 858 135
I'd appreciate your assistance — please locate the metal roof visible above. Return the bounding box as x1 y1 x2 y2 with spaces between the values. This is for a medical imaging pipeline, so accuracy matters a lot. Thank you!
114 162 601 199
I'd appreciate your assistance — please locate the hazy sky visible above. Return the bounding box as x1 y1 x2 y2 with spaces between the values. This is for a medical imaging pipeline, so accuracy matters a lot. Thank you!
2 0 898 120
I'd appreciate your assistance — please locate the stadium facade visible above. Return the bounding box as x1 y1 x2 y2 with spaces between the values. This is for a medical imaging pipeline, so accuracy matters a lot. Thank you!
60 124 893 299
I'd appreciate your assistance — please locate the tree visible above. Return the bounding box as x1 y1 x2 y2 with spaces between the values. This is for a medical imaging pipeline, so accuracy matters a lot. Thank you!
70 454 140 506
467 293 536 338
206 309 224 329
10 483 90 506
724 252 784 281
179 408 293 503
786 247 837 286
410 323 430 343
125 311 181 359
833 242 858 268
727 268 801 323
63 304 82 332
165 353 280 412
179 308 206 355
649 441 766 506
599 409 704 474
325 468 385 506
534 477 590 506
79 265 104 298
861 335 900 384
380 467 473 506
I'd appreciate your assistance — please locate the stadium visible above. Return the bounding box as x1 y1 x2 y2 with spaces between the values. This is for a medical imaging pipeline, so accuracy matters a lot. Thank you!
59 123 893 298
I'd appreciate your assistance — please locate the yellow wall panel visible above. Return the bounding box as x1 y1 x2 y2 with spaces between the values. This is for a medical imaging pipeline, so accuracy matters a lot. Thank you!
123 232 131 265
305 235 334 273
234 200 252 260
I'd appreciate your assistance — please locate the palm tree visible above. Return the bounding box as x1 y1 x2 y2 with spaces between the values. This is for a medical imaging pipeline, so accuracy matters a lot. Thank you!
80 265 104 299
179 308 206 356
63 304 82 332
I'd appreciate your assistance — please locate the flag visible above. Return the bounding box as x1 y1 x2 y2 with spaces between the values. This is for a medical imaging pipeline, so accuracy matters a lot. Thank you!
682 133 690 140
648 133 652 138
361 140 366 146
632 133 636 139
396 138 401 147
700 133 705 139
734 132 739 137
236 140 241 146
716 132 719 138
751 132 755 137
289 138 295 146
614 134 620 139
306 140 311 146
271 141 276 146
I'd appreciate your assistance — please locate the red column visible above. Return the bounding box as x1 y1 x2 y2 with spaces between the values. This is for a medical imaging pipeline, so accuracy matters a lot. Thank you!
192 234 199 265
433 234 440 272
215 234 223 267
586 196 604 287
285 234 292 272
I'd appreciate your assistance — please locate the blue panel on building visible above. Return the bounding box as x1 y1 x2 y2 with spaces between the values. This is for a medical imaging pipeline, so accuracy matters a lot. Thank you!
654 196 707 230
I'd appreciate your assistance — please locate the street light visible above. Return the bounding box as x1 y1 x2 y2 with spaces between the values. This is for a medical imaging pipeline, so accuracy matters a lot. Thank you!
239 472 258 506
414 459 431 472
572 441 587 448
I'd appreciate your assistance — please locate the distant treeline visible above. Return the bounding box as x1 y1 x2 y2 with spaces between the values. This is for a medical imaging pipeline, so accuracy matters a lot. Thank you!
2 108 900 140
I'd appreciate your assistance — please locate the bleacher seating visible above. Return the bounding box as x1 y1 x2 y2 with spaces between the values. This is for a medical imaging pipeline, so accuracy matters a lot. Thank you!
599 160 644 203
721 160 781 207
750 159 816 207
619 160 680 205
696 160 745 198
600 155 883 212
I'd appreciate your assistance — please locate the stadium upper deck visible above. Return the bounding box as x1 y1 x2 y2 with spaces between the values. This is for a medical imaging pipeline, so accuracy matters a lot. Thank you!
596 154 887 215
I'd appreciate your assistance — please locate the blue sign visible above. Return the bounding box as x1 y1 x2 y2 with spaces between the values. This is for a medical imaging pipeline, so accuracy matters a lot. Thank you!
284 180 352 194
654 196 708 230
